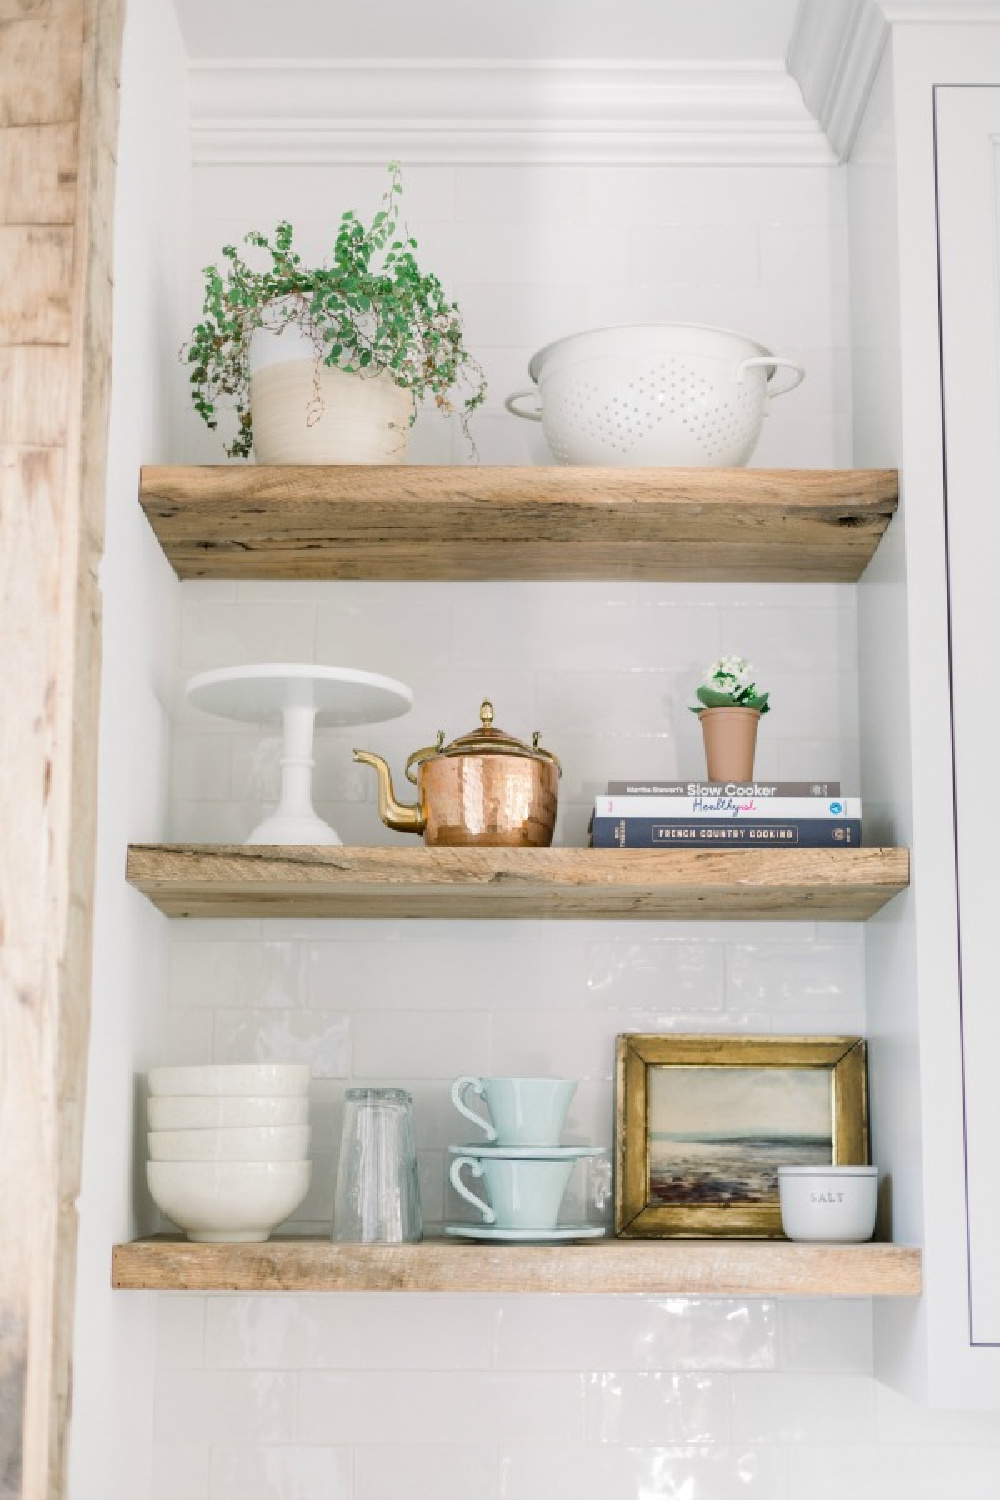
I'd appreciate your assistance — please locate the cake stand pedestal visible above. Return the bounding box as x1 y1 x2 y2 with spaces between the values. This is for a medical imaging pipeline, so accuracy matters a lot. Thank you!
186 664 412 846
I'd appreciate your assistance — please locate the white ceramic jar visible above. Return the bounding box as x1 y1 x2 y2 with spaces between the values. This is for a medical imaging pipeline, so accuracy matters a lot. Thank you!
778 1165 879 1243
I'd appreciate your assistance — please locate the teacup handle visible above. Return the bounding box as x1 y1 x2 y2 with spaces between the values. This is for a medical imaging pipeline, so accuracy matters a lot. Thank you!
451 1076 497 1142
449 1156 495 1224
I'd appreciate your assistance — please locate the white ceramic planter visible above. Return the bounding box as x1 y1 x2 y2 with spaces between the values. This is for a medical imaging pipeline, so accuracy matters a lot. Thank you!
249 322 412 464
778 1165 878 1242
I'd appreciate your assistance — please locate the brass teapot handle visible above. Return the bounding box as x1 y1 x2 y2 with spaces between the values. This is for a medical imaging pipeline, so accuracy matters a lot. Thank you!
405 730 445 785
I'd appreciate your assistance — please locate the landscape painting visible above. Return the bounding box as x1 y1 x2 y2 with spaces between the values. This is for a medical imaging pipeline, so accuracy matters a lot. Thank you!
647 1064 833 1207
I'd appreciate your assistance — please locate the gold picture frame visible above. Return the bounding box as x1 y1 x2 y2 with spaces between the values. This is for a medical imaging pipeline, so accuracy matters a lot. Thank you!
615 1034 869 1238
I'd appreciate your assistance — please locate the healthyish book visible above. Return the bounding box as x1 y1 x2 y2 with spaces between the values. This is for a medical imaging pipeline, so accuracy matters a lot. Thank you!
595 795 860 820
606 780 840 797
591 818 862 848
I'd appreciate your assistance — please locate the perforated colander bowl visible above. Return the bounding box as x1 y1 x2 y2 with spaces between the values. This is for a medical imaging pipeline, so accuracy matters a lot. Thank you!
505 323 804 467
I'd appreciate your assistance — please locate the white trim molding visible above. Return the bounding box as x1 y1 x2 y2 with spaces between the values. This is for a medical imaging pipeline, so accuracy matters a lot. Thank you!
188 59 837 167
787 0 889 161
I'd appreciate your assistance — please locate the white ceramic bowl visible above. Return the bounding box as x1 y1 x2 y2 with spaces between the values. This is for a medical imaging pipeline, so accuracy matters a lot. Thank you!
147 1125 310 1162
147 1094 309 1130
147 1159 311 1242
778 1165 878 1243
146 1064 311 1098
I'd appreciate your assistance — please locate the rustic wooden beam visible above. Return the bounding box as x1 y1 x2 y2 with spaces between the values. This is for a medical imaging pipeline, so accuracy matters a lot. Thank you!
0 0 124 1494
111 1236 923 1298
125 844 910 923
138 464 899 582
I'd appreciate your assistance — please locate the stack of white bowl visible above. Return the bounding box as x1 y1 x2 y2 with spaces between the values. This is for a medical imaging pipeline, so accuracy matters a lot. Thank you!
146 1065 312 1243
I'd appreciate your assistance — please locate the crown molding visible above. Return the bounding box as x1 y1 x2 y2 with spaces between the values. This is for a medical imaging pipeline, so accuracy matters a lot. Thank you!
787 0 889 161
188 59 837 167
875 1 1000 18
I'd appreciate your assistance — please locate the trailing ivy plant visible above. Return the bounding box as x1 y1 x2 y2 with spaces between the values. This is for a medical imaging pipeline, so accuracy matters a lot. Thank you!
690 656 770 714
183 163 486 459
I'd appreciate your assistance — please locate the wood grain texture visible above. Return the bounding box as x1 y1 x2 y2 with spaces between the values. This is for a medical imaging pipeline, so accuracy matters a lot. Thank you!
138 465 899 582
0 11 83 126
0 124 78 222
0 226 73 344
0 0 123 1495
125 844 910 922
111 1236 922 1297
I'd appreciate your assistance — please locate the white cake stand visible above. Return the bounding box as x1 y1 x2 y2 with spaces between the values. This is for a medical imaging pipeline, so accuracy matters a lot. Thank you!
186 664 413 846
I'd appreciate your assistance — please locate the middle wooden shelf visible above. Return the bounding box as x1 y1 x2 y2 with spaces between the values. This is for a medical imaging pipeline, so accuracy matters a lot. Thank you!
126 844 909 921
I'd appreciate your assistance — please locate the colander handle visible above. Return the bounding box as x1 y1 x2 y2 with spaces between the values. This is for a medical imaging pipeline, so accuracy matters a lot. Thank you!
735 356 805 398
505 389 543 422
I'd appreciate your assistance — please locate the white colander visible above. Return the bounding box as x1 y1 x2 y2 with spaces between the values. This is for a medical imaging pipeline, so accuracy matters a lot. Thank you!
505 323 804 467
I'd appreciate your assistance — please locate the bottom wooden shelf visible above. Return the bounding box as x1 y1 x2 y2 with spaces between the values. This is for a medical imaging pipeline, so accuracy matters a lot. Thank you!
112 1236 922 1297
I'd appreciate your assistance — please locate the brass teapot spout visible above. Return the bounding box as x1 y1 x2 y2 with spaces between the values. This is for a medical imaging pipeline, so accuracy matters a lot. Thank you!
353 749 426 834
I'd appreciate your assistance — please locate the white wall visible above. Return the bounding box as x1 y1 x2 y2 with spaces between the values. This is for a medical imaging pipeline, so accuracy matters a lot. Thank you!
67 2 190 1496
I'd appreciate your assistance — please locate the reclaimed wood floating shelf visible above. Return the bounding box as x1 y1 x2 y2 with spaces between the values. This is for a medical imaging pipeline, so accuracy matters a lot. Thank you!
112 1236 922 1297
139 465 898 583
125 845 909 922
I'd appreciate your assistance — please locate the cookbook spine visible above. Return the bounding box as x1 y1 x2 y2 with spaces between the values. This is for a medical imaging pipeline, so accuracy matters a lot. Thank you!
591 818 863 848
605 780 841 797
594 796 860 820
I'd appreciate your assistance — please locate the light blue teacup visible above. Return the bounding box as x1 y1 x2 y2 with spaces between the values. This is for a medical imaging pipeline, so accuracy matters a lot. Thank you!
451 1075 577 1148
450 1154 575 1230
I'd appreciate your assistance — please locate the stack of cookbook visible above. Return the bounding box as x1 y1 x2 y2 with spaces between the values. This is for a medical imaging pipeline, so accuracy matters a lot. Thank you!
590 779 861 848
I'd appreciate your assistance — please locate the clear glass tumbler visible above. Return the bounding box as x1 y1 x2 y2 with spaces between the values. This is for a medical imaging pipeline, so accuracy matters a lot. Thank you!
333 1087 422 1243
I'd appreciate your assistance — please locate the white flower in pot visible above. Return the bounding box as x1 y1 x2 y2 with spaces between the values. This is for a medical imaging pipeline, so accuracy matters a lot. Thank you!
182 163 486 463
689 655 771 781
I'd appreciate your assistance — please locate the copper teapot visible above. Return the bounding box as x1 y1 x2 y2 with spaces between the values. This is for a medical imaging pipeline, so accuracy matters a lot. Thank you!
354 700 561 847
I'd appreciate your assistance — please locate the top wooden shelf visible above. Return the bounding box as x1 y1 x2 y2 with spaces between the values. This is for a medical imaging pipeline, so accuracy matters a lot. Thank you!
139 465 898 583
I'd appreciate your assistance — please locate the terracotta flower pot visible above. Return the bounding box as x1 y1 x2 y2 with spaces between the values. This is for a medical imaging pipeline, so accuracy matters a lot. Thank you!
698 707 761 782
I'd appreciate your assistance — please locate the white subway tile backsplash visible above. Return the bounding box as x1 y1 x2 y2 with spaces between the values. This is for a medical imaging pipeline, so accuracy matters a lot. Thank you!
489 1011 616 1081
782 1443 1000 1500
154 1295 205 1370
207 1444 353 1500
584 1372 731 1445
448 222 629 289
718 603 856 674
583 164 846 228
205 1294 492 1371
629 224 761 289
450 281 591 350
154 1370 296 1445
213 1009 351 1077
150 1443 209 1500
777 1300 873 1373
315 600 454 674
586 941 726 1011
500 1443 783 1500
352 1010 490 1080
355 1443 498 1500
180 602 317 670
455 166 588 225
731 1372 876 1444
493 1298 777 1373
297 1371 585 1446
726 943 863 1013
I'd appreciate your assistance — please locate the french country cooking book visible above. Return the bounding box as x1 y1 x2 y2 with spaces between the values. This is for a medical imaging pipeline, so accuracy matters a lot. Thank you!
605 780 841 798
594 795 860 820
591 818 863 848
